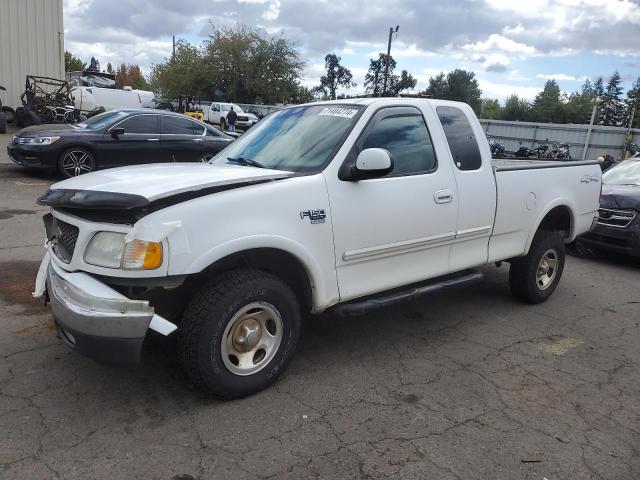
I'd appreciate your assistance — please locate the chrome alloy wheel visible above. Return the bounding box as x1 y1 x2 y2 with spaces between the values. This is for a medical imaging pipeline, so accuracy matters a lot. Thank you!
536 248 558 290
220 302 283 376
62 150 93 176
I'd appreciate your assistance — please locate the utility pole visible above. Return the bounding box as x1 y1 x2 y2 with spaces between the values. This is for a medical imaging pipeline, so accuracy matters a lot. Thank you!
172 35 176 61
581 98 599 161
382 25 399 96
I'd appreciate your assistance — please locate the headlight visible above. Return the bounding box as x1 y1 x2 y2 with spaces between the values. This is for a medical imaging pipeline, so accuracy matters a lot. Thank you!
84 232 126 268
84 232 163 270
21 136 61 145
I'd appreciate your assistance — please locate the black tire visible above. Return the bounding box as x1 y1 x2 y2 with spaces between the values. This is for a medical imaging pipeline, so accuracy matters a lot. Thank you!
220 117 226 131
0 112 5 134
509 231 565 304
58 147 96 178
1 106 16 124
178 269 301 399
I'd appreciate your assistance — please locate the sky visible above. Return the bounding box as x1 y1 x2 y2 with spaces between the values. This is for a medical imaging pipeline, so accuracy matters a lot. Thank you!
63 0 640 102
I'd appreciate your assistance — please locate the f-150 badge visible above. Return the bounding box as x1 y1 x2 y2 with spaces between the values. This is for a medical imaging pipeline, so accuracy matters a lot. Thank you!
300 209 326 224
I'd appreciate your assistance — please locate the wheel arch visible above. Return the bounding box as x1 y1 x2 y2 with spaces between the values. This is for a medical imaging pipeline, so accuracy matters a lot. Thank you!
525 202 575 253
182 237 333 313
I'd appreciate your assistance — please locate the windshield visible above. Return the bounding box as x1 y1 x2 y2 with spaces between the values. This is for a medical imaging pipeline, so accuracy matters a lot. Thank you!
75 110 129 130
603 159 640 186
211 104 363 173
222 104 242 112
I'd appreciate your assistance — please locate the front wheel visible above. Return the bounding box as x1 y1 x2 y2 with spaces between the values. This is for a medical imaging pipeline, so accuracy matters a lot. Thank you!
178 269 301 399
509 231 565 304
58 148 96 178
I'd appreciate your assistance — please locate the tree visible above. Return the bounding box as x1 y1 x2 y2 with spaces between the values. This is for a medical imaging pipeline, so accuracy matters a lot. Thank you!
625 77 640 128
480 98 502 119
502 94 530 121
593 77 605 98
364 53 395 95
424 73 448 99
446 69 482 114
149 40 208 100
531 79 565 123
64 51 85 72
389 70 417 95
106 62 114 75
599 71 625 126
115 63 149 90
317 54 355 100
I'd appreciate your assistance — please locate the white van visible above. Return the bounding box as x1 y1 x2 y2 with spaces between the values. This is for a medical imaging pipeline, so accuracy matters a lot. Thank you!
71 86 154 114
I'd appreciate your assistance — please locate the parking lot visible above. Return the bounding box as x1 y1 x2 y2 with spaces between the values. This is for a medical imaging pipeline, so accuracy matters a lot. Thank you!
1 125 639 480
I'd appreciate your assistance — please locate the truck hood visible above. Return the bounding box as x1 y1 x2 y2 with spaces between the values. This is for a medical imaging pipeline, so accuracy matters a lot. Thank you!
47 163 293 202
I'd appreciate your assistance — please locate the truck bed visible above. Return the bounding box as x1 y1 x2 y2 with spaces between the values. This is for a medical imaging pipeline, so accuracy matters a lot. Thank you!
492 158 599 172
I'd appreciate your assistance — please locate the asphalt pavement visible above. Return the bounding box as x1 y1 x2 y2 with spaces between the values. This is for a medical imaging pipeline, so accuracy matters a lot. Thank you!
1 125 639 480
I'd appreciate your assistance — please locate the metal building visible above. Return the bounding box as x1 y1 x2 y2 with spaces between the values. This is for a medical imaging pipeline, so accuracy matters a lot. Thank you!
0 0 64 109
480 118 640 160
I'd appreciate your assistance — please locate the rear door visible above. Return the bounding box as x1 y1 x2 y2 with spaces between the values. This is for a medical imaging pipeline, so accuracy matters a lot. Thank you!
161 115 207 162
101 114 164 167
433 103 497 271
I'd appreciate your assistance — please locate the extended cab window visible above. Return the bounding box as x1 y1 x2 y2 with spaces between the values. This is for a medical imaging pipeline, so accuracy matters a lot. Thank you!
359 107 437 176
436 106 482 171
119 115 159 134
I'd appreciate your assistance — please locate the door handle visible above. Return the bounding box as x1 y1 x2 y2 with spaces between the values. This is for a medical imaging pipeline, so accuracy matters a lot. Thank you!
434 189 454 204
147 138 160 142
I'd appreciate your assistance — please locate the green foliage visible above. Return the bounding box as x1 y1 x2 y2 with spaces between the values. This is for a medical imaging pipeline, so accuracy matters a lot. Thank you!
364 53 395 95
502 94 531 121
480 98 502 119
115 63 149 90
531 80 565 123
317 54 355 100
599 71 625 126
625 77 640 128
151 25 304 104
423 69 482 114
106 62 114 75
64 51 85 72
390 70 417 95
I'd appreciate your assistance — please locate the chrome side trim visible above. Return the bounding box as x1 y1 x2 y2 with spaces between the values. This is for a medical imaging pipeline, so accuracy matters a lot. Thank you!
456 225 492 239
342 232 456 261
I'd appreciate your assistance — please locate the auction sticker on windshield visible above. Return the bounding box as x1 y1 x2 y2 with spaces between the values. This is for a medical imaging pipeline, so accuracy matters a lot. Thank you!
318 107 358 119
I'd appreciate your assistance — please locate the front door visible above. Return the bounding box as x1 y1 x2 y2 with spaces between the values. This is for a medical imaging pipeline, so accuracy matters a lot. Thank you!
324 105 459 301
100 114 164 167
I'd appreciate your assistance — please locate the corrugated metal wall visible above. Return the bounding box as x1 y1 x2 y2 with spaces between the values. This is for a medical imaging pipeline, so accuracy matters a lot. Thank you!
479 118 640 160
0 0 64 109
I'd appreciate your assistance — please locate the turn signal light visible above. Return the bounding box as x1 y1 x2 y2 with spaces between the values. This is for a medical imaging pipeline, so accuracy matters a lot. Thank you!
122 240 163 270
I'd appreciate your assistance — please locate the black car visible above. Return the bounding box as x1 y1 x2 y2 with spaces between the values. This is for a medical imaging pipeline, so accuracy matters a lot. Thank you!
7 109 235 177
579 158 640 256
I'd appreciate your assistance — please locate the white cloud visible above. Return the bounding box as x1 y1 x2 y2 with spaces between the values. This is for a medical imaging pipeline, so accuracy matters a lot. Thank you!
478 78 541 101
462 33 535 54
535 73 588 82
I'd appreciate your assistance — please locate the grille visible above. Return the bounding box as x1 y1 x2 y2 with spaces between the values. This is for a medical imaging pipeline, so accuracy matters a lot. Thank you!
597 208 637 229
237 115 248 121
53 219 79 262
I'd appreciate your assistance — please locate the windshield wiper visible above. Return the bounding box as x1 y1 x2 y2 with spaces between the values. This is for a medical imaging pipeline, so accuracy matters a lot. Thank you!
227 157 267 169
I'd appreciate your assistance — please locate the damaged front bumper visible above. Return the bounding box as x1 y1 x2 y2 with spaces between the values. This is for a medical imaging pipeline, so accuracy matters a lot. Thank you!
35 253 176 364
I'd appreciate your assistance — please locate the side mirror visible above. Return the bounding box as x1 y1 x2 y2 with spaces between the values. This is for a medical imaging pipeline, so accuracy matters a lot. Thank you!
111 127 125 138
352 148 393 180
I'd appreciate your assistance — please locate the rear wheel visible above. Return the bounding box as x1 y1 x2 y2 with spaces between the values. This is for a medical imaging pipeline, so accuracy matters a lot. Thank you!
178 269 301 399
509 231 565 303
220 118 227 131
58 148 96 178
0 112 5 134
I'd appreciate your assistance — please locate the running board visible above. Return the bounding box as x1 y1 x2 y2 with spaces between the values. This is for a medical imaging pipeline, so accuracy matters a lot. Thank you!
333 269 483 317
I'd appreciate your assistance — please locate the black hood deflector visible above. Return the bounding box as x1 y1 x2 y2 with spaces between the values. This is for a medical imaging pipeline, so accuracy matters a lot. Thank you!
38 178 277 223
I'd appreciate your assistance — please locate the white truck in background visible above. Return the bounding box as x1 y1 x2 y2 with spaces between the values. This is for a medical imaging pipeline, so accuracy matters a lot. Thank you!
205 102 259 130
34 98 601 399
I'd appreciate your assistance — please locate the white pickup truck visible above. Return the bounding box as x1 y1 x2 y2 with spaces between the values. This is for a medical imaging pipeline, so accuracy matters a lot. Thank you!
205 102 258 131
34 98 601 398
